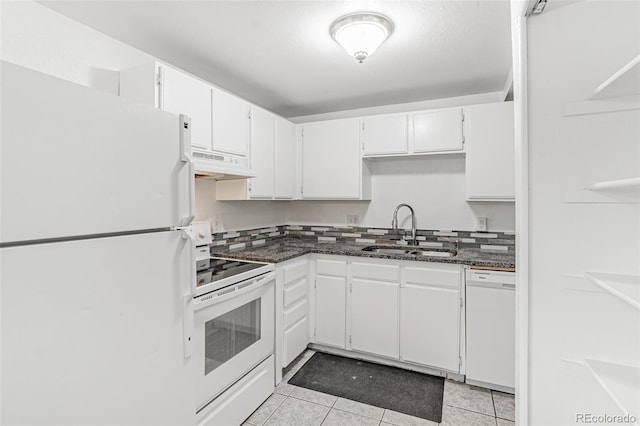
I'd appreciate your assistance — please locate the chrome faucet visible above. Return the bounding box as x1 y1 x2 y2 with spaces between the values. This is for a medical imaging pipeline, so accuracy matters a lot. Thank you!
391 203 417 246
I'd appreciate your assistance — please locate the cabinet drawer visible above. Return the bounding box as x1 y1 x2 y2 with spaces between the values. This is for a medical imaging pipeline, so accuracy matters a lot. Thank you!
284 317 309 367
284 298 308 329
352 262 400 282
316 259 347 277
284 279 307 307
284 260 307 285
405 266 460 289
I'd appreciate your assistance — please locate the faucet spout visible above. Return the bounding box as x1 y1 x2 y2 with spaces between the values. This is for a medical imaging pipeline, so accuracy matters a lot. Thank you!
391 203 417 246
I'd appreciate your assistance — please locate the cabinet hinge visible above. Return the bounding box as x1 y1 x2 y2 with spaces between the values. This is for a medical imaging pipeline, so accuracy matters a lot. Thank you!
301 186 304 196
460 297 463 308
362 123 365 130
459 356 462 367
462 135 466 144
248 110 252 119
155 73 162 86
349 335 352 344
461 111 465 122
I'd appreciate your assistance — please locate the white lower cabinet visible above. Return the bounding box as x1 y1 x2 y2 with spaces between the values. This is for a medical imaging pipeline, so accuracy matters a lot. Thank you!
314 274 347 348
276 257 310 376
351 278 399 358
311 256 463 374
400 284 460 372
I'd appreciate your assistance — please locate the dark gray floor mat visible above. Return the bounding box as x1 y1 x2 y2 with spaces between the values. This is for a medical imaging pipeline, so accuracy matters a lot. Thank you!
287 352 444 423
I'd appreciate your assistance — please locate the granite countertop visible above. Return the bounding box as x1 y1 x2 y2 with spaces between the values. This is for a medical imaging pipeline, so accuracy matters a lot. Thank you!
213 237 515 270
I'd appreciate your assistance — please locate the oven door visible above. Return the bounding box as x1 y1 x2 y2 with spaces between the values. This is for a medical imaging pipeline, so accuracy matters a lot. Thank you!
193 272 275 412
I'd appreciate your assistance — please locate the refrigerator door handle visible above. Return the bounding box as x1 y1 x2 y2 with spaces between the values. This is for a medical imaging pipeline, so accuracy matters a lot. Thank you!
179 114 195 227
181 228 197 358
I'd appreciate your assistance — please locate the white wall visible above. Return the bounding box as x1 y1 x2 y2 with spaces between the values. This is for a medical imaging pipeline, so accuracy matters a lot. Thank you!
0 0 153 94
195 179 288 231
289 156 515 232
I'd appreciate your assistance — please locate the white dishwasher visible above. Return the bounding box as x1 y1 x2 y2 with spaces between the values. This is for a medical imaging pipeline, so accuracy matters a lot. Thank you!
465 269 515 392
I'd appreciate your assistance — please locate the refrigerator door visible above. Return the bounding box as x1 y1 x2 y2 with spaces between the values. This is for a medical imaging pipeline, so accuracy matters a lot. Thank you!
0 61 194 244
0 231 195 425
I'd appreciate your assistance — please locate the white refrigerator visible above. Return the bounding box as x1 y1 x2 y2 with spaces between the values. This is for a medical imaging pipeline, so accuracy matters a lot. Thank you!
0 61 197 425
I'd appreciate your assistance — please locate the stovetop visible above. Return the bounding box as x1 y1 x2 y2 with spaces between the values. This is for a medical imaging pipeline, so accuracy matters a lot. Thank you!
197 257 266 287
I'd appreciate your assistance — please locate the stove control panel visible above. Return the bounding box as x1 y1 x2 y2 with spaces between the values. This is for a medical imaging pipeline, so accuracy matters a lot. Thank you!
190 221 212 246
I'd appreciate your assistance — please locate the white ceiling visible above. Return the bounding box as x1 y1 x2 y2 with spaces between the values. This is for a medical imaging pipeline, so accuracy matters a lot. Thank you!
39 1 513 118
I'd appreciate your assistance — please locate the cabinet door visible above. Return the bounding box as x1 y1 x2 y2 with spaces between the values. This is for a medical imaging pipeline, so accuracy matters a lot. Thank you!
249 107 275 198
465 102 515 200
362 114 408 156
466 285 515 388
301 119 361 199
401 285 460 372
211 86 250 156
275 117 295 199
413 108 464 153
351 278 399 359
314 275 346 348
160 65 212 151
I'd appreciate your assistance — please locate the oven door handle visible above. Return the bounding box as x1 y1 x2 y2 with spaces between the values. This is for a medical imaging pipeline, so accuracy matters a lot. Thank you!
194 271 275 310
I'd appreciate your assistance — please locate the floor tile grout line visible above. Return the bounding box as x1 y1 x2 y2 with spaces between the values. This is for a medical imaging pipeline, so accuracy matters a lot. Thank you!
256 393 288 426
330 406 385 422
444 403 497 419
491 390 498 418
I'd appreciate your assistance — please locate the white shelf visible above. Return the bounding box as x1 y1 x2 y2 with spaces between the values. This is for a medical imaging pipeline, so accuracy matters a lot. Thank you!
584 272 640 310
583 359 640 420
564 55 640 116
564 177 640 203
591 55 640 100
586 177 640 191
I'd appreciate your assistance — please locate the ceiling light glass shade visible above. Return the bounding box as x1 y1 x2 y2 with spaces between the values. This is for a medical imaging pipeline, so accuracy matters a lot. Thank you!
330 13 393 63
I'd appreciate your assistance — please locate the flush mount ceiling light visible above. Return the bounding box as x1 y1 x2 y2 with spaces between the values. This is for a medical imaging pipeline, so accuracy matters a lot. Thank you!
330 12 393 63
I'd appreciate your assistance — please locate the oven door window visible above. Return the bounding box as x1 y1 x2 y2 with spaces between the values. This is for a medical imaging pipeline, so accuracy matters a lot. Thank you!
204 298 261 375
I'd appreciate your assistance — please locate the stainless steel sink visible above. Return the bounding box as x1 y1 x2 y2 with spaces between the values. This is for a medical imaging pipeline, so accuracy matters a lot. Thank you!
362 247 414 255
411 250 456 258
361 246 457 258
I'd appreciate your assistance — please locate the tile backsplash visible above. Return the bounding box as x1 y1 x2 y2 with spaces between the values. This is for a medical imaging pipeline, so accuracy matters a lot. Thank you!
208 224 515 255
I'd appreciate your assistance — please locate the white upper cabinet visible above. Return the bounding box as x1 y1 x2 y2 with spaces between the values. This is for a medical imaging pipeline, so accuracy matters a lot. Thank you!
301 118 370 200
274 117 296 199
465 102 515 201
120 63 214 152
361 114 408 156
217 111 297 201
159 65 212 152
248 106 275 199
412 108 464 153
211 86 250 156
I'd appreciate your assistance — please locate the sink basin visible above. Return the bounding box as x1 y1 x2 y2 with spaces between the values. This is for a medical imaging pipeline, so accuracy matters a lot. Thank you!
361 246 457 258
361 247 414 255
411 250 456 258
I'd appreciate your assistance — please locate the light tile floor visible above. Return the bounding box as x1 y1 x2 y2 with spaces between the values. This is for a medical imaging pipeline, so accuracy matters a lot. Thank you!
244 350 515 426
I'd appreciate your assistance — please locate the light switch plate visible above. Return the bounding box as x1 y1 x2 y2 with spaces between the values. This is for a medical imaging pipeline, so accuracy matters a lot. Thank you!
477 216 487 232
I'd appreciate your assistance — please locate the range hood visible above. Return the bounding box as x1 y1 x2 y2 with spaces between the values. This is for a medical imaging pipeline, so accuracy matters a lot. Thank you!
192 151 255 180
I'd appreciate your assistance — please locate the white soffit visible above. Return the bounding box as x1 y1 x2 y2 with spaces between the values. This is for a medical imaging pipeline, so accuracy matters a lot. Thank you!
39 0 512 117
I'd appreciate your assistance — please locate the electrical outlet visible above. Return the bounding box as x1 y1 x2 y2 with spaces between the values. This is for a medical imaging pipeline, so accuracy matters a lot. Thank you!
214 216 224 232
347 214 359 226
477 216 488 232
